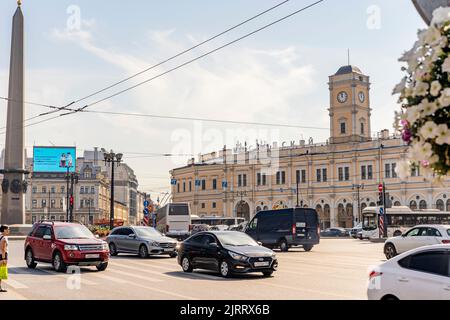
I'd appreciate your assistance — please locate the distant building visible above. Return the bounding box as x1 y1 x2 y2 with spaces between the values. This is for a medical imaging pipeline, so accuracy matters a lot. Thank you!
170 65 450 228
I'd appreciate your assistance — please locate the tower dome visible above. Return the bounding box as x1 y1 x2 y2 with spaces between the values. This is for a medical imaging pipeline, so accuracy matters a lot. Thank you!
335 65 362 76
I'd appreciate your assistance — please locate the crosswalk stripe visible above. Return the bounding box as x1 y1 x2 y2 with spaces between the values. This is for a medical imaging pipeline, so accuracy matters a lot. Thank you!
4 278 29 289
108 268 163 282
111 262 190 282
90 273 129 284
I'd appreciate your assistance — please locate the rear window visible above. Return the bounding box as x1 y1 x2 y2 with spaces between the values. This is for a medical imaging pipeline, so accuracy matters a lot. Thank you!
295 209 318 226
169 204 189 215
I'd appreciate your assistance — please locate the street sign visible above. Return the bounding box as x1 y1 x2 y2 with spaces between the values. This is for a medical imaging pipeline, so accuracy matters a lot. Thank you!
143 200 149 207
222 181 228 188
379 207 384 215
170 179 177 185
195 179 201 186
143 207 149 216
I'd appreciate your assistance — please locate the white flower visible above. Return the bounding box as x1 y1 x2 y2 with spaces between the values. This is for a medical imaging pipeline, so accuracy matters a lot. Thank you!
438 88 450 107
405 105 421 124
430 80 442 96
409 140 433 162
413 81 429 97
424 26 442 46
431 7 450 26
435 124 450 145
431 47 444 62
442 57 450 73
419 99 438 116
419 121 438 140
395 160 411 180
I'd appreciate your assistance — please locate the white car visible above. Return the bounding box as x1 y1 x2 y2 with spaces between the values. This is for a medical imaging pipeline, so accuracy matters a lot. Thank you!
367 244 450 300
383 225 450 259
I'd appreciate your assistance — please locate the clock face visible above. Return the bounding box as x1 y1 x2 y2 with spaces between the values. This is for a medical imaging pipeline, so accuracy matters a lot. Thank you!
358 91 365 103
337 91 348 103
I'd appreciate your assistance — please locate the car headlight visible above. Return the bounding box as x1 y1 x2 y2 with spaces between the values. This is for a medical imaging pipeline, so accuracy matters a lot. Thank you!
148 241 159 247
228 251 248 262
64 245 79 251
271 253 277 259
102 242 109 250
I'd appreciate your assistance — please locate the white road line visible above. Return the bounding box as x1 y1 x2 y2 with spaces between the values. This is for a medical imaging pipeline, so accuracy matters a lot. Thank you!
90 273 129 284
111 262 191 282
108 268 163 282
4 278 29 289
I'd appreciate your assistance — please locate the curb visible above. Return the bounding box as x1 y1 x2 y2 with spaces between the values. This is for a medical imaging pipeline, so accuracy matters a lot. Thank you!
369 238 387 243
7 236 26 241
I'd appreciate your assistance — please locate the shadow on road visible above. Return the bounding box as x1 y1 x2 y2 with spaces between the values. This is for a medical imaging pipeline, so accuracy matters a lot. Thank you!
165 270 270 282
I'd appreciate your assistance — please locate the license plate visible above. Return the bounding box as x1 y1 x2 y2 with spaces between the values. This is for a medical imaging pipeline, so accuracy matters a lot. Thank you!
164 249 173 252
296 222 306 227
85 254 100 259
254 261 270 267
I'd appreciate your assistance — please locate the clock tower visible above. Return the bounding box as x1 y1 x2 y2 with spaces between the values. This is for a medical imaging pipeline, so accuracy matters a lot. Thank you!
328 65 372 144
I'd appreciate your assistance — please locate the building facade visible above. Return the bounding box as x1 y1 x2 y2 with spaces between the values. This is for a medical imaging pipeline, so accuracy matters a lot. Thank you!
170 65 450 228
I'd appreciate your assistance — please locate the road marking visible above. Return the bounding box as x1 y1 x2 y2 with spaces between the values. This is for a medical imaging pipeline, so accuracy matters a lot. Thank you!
108 268 163 283
106 269 195 300
90 273 129 284
4 278 29 289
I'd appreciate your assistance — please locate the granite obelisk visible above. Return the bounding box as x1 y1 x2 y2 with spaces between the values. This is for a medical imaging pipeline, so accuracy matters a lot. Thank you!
0 1 26 224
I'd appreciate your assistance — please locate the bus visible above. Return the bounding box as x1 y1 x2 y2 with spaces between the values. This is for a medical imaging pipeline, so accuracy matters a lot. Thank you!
361 206 450 239
190 215 246 228
155 203 191 240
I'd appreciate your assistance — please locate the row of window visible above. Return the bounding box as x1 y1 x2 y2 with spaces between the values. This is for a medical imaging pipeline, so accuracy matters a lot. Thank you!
32 186 97 194
175 162 423 193
31 198 95 209
31 215 94 224
200 202 217 209
80 186 95 194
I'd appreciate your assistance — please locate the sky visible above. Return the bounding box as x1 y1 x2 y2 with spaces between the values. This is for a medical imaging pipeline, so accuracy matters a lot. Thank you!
0 0 426 198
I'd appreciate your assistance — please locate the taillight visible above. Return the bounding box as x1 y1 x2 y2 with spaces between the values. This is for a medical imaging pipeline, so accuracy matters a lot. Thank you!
189 224 193 231
292 224 296 235
317 225 320 235
369 270 383 279
441 240 450 244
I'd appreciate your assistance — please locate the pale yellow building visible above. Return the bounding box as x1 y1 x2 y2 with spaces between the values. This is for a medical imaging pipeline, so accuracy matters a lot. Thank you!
170 65 450 228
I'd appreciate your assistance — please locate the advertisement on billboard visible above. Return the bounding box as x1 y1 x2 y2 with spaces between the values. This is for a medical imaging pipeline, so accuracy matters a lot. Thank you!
33 146 76 173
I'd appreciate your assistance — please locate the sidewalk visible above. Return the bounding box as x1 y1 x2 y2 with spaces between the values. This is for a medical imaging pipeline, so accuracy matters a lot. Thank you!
0 288 28 300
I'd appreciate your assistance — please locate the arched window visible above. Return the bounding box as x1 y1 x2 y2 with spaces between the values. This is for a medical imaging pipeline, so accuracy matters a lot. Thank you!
436 199 444 211
410 200 417 210
361 203 367 211
419 200 427 210
394 201 401 207
256 206 262 213
360 122 365 135
369 202 376 207
447 199 450 212
263 206 268 211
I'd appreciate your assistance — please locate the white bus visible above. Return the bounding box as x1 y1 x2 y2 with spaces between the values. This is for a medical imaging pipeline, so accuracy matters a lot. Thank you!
190 215 246 228
155 203 191 240
361 206 450 239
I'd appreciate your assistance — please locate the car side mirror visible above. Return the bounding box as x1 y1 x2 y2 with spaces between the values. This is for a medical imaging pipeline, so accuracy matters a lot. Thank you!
210 242 219 249
43 235 51 240
128 234 136 238
257 241 262 246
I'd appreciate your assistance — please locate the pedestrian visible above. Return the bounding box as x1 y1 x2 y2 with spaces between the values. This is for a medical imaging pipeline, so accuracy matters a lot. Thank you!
0 224 9 292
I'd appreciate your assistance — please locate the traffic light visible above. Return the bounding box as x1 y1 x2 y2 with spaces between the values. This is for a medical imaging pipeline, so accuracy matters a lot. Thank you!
69 195 74 209
377 183 384 206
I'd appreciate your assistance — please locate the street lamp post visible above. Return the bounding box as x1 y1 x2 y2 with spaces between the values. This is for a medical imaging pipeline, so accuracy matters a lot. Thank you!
69 173 79 222
352 184 364 224
104 150 123 230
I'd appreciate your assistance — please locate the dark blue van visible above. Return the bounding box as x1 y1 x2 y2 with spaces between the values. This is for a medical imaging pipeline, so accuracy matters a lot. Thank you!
245 208 320 252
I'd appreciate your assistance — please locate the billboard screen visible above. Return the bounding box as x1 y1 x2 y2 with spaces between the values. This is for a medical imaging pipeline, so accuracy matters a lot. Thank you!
33 146 76 173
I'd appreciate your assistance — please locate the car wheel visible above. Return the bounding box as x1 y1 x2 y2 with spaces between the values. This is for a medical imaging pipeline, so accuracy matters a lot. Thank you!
109 243 118 256
139 245 149 258
219 260 231 278
384 243 397 260
53 252 67 273
181 256 193 272
303 245 313 252
25 248 37 269
382 294 399 301
169 251 178 258
262 270 273 277
278 239 289 252
96 262 108 271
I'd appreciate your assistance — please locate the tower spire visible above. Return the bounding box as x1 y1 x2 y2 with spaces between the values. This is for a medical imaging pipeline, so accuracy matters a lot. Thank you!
17 0 22 6
347 48 350 66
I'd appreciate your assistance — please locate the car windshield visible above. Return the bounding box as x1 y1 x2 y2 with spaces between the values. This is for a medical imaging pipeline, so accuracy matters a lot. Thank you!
55 225 95 239
216 232 258 246
134 227 162 237
447 229 450 237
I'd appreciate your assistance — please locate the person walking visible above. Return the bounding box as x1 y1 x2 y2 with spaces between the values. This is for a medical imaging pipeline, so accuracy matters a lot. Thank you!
0 225 10 292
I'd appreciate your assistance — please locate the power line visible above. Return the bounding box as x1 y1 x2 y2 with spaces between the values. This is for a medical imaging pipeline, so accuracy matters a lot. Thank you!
70 0 291 105
59 0 325 116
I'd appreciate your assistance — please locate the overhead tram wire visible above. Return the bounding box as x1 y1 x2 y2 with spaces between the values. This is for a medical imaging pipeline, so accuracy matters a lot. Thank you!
60 0 325 116
0 0 326 133
0 1 290 123
70 0 291 106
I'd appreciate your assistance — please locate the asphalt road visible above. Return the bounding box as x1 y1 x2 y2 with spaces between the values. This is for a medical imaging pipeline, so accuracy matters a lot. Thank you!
0 239 385 300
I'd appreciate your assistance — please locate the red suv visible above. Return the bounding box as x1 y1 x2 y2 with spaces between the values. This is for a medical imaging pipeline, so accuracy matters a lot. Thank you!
24 221 109 272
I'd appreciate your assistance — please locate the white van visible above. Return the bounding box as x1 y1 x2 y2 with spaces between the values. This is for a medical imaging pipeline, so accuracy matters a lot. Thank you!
155 203 191 240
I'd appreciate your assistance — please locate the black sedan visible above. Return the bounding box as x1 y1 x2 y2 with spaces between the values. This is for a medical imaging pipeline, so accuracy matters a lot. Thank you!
177 231 278 278
320 227 349 237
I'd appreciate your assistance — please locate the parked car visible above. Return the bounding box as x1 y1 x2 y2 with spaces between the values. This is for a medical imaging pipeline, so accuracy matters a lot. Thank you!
356 230 364 240
367 244 450 300
177 231 278 278
24 221 109 272
106 226 178 258
320 227 348 238
229 221 248 232
349 224 363 238
245 208 320 252
191 224 210 235
383 225 450 259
